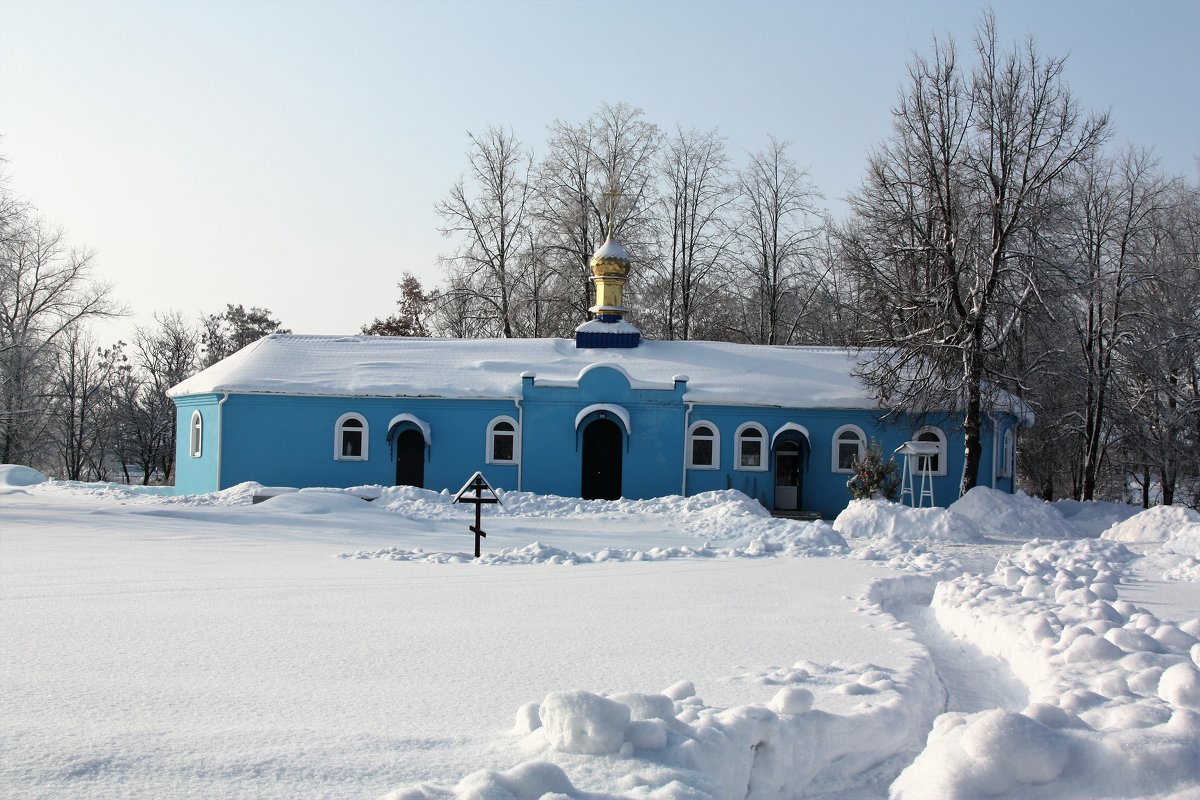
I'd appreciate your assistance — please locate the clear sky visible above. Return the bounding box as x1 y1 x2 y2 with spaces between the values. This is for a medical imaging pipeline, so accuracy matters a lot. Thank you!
2 0 1197 342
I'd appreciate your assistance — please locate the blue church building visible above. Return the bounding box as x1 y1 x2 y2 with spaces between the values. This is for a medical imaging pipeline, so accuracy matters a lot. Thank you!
170 237 1026 518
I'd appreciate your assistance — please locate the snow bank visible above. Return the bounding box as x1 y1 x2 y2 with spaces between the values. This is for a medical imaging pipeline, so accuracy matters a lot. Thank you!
833 499 983 542
339 524 847 565
1163 523 1200 558
0 464 46 487
893 538 1200 799
1101 505 1200 544
949 487 1083 539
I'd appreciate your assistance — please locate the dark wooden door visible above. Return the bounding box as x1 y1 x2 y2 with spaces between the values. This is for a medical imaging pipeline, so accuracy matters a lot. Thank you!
581 419 622 500
395 429 425 488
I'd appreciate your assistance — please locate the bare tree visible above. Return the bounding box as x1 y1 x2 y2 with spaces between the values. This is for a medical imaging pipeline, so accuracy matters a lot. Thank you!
730 137 823 344
362 273 432 337
645 126 733 340
0 205 120 467
436 127 533 338
49 328 122 480
1060 148 1172 499
843 12 1109 495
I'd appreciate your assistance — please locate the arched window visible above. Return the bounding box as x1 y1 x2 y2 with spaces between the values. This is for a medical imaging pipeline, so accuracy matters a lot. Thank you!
487 416 519 464
1001 429 1015 478
687 421 720 469
832 425 866 473
189 410 203 458
735 422 768 471
914 426 946 476
334 413 369 460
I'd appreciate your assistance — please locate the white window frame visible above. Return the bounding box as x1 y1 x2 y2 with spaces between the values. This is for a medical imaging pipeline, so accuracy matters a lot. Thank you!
334 413 369 461
189 410 203 458
734 422 768 472
687 421 720 470
913 426 947 476
486 415 519 465
832 424 867 474
1001 429 1014 478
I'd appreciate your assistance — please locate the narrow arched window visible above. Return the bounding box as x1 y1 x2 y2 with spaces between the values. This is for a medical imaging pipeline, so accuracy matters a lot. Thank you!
688 422 719 469
486 416 519 464
914 426 946 476
1001 429 1015 478
334 413 369 460
832 425 867 473
735 423 767 471
189 410 203 458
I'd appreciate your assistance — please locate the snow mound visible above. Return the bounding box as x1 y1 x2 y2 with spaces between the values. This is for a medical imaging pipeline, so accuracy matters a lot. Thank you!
257 491 380 515
1163 523 1200 558
949 487 1083 539
0 464 46 487
833 499 983 542
1101 505 1200 544
380 761 575 800
1163 557 1200 582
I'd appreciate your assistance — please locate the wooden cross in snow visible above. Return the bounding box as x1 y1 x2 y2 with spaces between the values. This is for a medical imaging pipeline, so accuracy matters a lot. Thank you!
453 471 502 559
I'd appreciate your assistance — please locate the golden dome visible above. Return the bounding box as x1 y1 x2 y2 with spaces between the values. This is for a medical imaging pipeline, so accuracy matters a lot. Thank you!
590 235 632 277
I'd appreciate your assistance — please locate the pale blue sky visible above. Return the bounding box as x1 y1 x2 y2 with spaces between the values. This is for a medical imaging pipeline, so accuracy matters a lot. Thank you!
2 0 1197 340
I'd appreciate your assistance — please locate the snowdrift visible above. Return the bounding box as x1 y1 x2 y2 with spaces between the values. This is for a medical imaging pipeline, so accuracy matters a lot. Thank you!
1101 505 1200 544
949 486 1085 539
832 499 983 542
0 464 46 488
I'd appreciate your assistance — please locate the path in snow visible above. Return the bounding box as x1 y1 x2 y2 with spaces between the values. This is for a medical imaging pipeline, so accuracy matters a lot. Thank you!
891 599 1028 714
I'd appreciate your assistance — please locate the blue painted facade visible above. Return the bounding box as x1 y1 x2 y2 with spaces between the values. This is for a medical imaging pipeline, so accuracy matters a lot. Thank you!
173 361 1021 518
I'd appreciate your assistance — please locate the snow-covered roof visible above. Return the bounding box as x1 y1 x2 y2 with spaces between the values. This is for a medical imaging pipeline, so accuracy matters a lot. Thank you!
591 236 631 264
168 334 887 409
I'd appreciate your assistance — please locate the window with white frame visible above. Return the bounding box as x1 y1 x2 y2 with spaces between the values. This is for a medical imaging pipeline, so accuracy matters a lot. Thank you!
334 413 369 460
189 410 203 458
735 423 767 470
832 425 867 472
687 422 719 469
914 426 947 476
486 416 519 464
1001 429 1014 478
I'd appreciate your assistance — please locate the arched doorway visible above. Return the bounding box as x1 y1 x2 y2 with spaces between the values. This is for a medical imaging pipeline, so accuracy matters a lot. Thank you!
775 439 807 511
395 428 425 488
581 418 622 500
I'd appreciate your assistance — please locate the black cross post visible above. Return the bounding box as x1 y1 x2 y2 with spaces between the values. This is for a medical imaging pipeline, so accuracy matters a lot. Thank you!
452 471 501 558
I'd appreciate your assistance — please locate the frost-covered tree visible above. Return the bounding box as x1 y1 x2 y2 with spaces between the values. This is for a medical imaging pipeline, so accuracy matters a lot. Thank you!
842 11 1109 496
0 196 120 467
729 137 823 345
435 127 533 338
642 126 733 340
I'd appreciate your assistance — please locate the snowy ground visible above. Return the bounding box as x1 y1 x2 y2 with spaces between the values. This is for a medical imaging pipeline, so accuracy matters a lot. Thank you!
2 473 1199 799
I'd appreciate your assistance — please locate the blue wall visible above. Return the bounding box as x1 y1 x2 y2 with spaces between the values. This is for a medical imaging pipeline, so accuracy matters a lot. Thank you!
172 368 1020 517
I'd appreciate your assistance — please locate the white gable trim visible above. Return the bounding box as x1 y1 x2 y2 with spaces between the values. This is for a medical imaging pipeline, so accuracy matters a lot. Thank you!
771 422 811 448
575 404 631 436
387 413 431 444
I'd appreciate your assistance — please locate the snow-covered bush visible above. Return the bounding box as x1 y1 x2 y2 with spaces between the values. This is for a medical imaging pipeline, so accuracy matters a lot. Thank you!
845 440 899 501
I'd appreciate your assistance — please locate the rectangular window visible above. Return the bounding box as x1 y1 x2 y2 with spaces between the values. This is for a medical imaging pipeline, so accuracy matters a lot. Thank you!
493 433 514 462
838 443 858 471
692 439 713 467
740 441 761 468
342 431 362 458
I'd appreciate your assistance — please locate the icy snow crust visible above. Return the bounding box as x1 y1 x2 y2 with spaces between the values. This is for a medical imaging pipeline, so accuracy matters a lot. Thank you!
5 476 1200 800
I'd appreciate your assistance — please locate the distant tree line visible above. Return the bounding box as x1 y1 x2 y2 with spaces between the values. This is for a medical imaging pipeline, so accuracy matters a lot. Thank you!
2 11 1195 503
